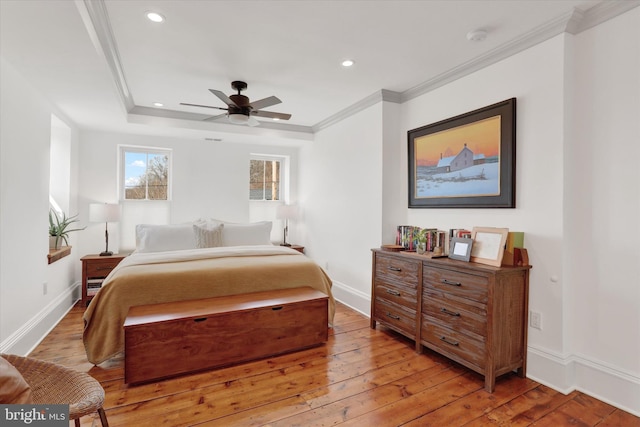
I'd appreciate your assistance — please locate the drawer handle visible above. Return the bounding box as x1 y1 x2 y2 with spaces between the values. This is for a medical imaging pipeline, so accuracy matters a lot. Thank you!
386 289 401 297
272 306 283 311
441 307 460 317
441 279 462 287
193 317 207 323
96 267 113 271
386 312 401 320
440 336 459 346
388 267 402 272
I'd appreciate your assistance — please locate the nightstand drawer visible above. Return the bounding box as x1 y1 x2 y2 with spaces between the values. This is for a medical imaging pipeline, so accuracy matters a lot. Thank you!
86 259 121 278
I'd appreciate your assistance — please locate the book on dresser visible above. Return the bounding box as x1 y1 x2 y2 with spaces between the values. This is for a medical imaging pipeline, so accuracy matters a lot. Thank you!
370 248 531 392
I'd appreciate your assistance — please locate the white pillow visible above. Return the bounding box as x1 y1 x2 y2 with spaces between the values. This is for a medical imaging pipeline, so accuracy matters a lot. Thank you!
222 221 273 246
135 223 197 253
193 223 224 248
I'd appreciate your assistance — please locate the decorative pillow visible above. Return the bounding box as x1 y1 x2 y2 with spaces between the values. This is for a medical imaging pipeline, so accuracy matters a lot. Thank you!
222 221 273 246
0 356 33 404
193 223 224 248
135 223 197 253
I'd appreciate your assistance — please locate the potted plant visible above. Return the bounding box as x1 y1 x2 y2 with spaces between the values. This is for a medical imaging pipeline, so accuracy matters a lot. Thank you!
414 228 428 254
49 209 85 249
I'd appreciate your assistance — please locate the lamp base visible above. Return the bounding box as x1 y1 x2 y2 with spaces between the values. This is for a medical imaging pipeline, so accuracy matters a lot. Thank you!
99 251 113 257
280 243 292 247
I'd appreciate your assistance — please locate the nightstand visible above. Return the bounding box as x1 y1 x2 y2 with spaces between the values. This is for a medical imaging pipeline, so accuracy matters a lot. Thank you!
280 244 304 253
81 254 127 305
290 245 305 254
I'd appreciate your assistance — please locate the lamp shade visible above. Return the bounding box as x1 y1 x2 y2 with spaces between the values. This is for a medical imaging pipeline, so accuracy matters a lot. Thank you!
89 203 121 223
276 204 298 221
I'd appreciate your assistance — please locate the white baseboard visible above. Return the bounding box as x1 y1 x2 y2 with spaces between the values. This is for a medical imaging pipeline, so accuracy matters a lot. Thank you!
527 344 640 416
331 279 371 318
0 282 80 356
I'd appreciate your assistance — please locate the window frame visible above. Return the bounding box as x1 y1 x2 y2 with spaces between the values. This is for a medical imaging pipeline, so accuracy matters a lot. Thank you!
119 145 173 202
249 154 287 202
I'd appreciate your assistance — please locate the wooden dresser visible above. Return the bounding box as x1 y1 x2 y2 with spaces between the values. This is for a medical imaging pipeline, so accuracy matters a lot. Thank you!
371 249 531 392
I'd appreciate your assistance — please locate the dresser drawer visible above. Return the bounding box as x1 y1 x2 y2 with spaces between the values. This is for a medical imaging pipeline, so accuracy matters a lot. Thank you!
375 254 420 288
374 281 417 310
423 267 488 303
374 298 416 336
421 319 485 369
86 259 121 278
423 289 487 340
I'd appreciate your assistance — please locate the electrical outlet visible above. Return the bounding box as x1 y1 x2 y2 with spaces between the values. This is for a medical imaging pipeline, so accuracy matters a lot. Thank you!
530 311 542 330
43 282 48 295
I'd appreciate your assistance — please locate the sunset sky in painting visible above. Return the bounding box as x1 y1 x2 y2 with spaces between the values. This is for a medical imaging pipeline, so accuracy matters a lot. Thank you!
415 115 501 166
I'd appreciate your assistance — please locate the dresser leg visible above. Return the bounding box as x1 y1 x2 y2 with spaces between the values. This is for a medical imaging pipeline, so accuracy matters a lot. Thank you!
484 376 496 393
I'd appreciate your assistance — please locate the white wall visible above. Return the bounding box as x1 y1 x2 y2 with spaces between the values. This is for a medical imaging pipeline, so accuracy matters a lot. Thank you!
565 8 640 411
0 57 80 355
76 131 300 255
298 103 384 314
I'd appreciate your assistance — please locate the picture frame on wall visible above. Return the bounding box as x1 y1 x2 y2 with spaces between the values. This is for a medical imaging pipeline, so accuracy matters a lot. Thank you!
469 227 509 267
408 98 516 208
448 237 473 262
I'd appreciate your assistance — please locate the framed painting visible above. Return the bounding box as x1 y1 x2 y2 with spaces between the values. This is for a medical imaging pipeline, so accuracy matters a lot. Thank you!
408 98 516 208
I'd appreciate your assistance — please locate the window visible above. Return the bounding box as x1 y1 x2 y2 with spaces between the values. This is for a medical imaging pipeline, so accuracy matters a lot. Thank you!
250 156 283 201
120 147 171 200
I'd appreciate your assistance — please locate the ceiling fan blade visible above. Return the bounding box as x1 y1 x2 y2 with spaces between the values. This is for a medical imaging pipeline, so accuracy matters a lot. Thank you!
203 113 228 122
180 102 228 111
251 110 292 120
249 96 281 111
247 116 260 127
209 89 237 107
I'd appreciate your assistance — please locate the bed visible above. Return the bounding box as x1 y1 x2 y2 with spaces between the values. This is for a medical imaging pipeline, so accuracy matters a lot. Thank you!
82 221 335 365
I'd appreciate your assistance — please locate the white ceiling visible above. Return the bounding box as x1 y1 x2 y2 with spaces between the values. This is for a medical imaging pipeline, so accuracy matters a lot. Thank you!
1 0 637 144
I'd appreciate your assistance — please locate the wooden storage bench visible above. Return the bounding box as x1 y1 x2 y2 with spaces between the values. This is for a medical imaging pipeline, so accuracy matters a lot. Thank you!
124 286 329 384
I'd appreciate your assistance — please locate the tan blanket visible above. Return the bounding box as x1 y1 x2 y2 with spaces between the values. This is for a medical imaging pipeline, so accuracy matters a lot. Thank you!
83 245 334 365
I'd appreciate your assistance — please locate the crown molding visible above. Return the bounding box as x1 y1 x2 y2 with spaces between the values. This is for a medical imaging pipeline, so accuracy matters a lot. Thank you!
312 89 402 133
75 0 134 112
573 0 640 33
400 1 639 103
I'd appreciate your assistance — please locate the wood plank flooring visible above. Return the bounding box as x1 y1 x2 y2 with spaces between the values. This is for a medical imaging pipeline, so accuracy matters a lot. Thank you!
29 301 639 427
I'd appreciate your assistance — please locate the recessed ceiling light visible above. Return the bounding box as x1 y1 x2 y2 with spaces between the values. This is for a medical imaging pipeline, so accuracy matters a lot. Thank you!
273 118 280 121
146 12 165 23
342 59 355 67
152 102 164 107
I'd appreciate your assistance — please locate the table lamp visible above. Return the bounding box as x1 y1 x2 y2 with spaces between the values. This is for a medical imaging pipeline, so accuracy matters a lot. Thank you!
276 204 298 247
89 203 121 256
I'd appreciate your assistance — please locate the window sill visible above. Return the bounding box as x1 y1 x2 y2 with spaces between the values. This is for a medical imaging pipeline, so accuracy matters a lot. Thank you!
48 246 71 264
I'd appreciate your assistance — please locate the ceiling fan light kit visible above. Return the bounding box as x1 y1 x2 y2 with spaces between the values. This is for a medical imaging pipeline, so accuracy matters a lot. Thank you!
181 81 291 126
228 113 249 125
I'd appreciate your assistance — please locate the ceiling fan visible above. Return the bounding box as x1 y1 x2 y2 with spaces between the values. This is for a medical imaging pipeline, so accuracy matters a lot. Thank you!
180 81 291 127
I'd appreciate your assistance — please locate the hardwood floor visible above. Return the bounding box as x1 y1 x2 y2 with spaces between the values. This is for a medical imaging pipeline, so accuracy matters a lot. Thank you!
29 301 639 427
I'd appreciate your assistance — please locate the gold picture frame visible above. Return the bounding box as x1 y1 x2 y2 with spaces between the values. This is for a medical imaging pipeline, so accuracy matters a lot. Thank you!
470 227 509 267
